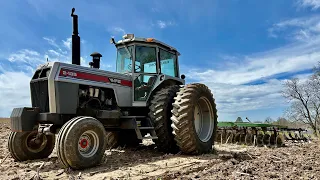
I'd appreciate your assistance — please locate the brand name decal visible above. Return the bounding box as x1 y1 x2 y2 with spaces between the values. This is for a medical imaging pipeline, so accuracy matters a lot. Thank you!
62 70 77 77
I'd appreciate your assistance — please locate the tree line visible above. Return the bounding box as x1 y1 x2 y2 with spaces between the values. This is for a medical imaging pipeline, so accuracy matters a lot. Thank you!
272 63 320 136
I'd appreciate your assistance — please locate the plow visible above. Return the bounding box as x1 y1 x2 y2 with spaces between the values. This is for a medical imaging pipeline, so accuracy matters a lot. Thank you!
215 121 312 147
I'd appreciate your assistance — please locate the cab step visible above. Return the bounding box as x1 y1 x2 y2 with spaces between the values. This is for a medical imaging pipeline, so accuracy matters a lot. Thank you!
119 116 158 140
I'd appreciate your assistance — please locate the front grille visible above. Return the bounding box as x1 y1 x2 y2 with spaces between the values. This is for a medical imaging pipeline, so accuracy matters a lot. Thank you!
30 79 49 112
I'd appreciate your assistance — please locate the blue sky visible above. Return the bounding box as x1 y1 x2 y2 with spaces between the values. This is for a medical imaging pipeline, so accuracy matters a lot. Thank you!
1 0 320 122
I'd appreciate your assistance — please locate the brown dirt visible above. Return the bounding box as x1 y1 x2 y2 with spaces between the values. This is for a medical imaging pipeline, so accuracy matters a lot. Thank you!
0 121 319 180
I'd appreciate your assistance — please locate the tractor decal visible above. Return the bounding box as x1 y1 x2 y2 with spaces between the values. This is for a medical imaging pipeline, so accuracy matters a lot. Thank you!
59 68 132 87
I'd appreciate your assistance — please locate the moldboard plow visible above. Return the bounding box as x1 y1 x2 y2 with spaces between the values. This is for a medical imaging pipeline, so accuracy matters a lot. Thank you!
215 122 311 147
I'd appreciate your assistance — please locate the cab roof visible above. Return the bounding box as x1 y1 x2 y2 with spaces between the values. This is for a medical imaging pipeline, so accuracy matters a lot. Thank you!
114 34 180 56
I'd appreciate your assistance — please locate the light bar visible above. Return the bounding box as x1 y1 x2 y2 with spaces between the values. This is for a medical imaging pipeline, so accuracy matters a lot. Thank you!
122 34 134 40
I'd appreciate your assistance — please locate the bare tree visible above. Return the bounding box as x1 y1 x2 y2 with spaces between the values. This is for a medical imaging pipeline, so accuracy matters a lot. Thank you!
264 117 273 123
273 117 289 126
282 77 320 136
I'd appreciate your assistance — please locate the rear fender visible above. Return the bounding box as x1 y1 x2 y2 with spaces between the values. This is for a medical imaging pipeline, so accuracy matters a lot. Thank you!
147 75 184 103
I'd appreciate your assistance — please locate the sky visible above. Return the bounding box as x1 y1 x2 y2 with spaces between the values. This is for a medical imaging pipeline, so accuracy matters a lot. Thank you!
0 0 320 122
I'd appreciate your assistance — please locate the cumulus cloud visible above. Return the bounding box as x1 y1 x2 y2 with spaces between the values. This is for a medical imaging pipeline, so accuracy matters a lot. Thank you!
0 70 32 116
185 15 320 120
187 15 320 86
0 37 113 117
205 80 286 114
296 0 320 10
62 38 72 50
187 42 320 85
268 15 320 41
8 49 42 64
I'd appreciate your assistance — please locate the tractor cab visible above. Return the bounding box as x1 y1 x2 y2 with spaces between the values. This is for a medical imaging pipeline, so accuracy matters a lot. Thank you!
111 34 183 103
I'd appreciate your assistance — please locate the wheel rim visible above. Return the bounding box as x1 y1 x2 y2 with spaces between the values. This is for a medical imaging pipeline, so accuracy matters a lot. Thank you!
194 97 214 142
25 132 48 153
78 130 99 158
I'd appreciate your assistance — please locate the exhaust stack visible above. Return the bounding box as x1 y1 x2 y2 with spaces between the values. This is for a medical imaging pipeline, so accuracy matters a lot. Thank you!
71 8 81 66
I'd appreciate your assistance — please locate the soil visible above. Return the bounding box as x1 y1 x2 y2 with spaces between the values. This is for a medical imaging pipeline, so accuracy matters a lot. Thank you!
0 119 319 180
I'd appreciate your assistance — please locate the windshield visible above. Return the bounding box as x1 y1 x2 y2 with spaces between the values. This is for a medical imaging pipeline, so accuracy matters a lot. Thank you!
135 46 157 74
116 46 133 74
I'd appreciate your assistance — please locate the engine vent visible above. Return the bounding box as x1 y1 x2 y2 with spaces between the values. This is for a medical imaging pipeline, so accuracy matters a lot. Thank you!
30 80 49 112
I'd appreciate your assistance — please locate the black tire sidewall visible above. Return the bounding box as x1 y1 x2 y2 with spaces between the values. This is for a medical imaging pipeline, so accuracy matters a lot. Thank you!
9 131 55 161
149 86 180 153
188 85 217 153
64 118 106 169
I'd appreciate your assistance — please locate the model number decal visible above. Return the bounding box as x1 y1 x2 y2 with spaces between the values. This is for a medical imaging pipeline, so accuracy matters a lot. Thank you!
62 70 78 77
109 78 121 84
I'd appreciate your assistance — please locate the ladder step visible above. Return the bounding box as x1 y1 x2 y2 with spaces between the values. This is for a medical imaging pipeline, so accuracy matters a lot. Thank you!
139 127 154 130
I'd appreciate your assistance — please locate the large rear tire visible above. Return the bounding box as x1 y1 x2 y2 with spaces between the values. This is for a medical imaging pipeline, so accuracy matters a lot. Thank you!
56 116 107 169
171 83 218 154
8 131 55 161
149 85 180 153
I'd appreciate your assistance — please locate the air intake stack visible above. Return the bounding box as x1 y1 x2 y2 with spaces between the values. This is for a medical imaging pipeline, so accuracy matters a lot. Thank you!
90 52 102 69
71 8 81 66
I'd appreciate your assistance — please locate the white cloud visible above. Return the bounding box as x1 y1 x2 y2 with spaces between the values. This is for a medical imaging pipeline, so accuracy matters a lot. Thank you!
43 37 59 48
0 36 114 116
156 20 175 29
157 21 167 29
204 79 287 114
187 44 320 85
114 27 126 35
0 70 32 116
187 15 320 86
268 15 320 41
62 38 72 50
108 27 126 36
7 49 43 65
48 49 61 57
296 0 320 10
185 15 320 119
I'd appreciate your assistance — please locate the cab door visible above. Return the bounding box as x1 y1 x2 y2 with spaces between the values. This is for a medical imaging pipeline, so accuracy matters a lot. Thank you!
132 45 159 106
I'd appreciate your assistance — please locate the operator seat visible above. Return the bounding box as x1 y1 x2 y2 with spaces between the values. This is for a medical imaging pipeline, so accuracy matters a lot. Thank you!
135 76 156 100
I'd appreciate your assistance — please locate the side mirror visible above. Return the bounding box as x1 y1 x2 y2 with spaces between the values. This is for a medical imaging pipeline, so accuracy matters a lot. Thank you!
181 74 185 80
110 37 116 44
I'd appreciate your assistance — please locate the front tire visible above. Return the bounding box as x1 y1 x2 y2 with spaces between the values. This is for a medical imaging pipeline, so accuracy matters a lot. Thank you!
8 131 55 161
171 83 218 154
56 116 107 169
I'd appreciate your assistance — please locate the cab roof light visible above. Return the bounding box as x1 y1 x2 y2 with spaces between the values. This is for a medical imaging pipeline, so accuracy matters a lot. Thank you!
146 38 154 42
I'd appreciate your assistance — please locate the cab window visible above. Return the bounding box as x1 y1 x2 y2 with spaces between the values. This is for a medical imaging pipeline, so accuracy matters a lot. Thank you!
116 46 133 74
159 49 178 77
135 46 157 73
